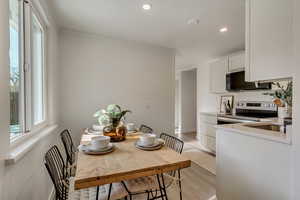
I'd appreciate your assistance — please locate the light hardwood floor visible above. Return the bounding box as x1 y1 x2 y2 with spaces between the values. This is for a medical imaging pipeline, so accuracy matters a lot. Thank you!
180 132 216 175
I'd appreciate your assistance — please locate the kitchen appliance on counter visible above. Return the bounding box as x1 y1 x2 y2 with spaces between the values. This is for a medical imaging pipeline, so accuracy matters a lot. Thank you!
218 100 293 134
226 71 272 91
217 101 278 125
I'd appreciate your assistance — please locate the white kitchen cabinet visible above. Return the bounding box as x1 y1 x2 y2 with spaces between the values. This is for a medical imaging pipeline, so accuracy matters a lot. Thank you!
228 51 245 72
200 123 216 138
217 128 292 200
199 113 217 153
200 135 216 153
209 57 228 93
245 0 294 81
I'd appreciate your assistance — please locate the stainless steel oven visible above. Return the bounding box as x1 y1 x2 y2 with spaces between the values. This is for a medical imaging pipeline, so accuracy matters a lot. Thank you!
217 101 278 125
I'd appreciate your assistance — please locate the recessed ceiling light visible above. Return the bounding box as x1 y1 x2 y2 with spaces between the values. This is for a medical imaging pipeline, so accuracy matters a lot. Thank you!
142 4 152 10
219 27 228 33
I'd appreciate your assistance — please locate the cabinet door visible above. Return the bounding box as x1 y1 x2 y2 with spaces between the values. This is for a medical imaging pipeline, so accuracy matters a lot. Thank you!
245 0 293 81
228 52 245 72
201 135 216 153
210 58 228 93
200 123 216 138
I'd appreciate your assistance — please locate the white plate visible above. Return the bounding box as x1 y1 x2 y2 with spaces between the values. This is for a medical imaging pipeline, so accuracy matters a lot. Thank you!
136 138 165 148
78 143 115 155
135 142 164 151
85 128 103 135
127 129 138 134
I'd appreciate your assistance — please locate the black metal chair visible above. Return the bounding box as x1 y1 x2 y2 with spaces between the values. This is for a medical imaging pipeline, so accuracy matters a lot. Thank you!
60 129 77 177
160 133 184 154
139 124 153 133
44 145 129 200
44 145 69 200
122 133 184 200
160 133 184 200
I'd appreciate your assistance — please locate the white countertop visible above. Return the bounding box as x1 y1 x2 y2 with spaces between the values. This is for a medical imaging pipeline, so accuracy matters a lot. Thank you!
200 112 218 116
216 122 292 145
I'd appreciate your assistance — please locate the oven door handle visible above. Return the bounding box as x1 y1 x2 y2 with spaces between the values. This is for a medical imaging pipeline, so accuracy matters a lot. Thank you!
217 117 255 123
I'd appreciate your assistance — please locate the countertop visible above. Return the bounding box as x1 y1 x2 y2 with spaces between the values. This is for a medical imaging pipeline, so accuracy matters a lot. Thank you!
216 122 292 145
200 112 218 116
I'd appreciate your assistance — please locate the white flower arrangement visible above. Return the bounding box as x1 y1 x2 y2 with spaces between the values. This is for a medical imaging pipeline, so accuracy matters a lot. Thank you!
94 104 131 127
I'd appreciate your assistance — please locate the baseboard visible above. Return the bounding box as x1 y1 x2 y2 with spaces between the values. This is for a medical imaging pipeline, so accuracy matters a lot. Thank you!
48 187 55 200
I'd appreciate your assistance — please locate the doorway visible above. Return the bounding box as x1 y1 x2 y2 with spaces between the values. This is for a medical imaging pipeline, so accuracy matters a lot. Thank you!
175 68 197 136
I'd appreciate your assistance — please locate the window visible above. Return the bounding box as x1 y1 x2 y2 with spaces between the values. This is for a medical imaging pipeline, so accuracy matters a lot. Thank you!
9 0 46 142
9 0 23 140
32 13 45 125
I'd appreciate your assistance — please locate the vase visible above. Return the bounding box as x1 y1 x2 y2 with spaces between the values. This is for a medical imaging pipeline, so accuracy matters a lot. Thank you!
103 122 127 142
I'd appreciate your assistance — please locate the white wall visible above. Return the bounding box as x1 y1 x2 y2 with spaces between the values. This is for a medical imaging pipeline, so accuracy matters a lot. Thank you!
59 30 175 143
0 0 61 199
292 0 300 198
0 1 10 198
180 69 197 133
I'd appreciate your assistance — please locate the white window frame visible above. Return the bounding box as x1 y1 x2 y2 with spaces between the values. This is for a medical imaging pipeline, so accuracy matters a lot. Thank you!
10 0 48 145
28 3 48 133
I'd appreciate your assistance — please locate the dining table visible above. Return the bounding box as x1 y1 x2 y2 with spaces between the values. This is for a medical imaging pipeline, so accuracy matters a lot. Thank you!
74 132 192 200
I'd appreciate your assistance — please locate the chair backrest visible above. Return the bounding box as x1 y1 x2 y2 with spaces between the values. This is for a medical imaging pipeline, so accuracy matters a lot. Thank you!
60 129 76 165
44 145 68 200
139 124 153 134
160 133 184 154
160 133 184 177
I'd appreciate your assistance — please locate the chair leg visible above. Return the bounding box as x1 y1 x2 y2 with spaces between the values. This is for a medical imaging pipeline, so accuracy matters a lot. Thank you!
96 186 99 200
178 170 182 200
160 174 168 200
107 183 112 200
147 191 150 200
121 181 133 200
156 174 169 200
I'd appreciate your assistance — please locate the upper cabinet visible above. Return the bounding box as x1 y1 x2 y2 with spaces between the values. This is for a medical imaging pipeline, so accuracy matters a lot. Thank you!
228 51 245 73
210 57 228 93
245 0 294 81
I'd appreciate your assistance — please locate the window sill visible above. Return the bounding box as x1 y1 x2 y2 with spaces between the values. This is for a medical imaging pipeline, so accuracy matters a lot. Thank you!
5 124 59 165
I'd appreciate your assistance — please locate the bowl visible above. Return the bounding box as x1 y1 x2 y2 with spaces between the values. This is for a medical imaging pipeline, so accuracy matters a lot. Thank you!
139 134 156 146
91 136 110 150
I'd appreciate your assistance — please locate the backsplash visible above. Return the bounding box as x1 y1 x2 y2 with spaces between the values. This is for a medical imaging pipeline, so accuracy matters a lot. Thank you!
217 80 291 112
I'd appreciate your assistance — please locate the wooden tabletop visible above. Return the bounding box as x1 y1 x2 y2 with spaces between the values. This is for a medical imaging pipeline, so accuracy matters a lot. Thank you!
74 133 191 190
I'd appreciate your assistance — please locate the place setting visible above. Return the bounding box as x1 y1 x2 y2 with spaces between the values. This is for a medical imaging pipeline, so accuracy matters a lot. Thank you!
135 133 165 151
126 123 138 134
84 124 105 135
78 135 115 155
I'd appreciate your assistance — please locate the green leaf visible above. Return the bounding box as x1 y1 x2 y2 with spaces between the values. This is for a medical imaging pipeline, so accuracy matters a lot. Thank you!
118 110 131 120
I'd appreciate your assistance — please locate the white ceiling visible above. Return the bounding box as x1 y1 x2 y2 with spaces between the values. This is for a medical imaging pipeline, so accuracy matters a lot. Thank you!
48 0 245 67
